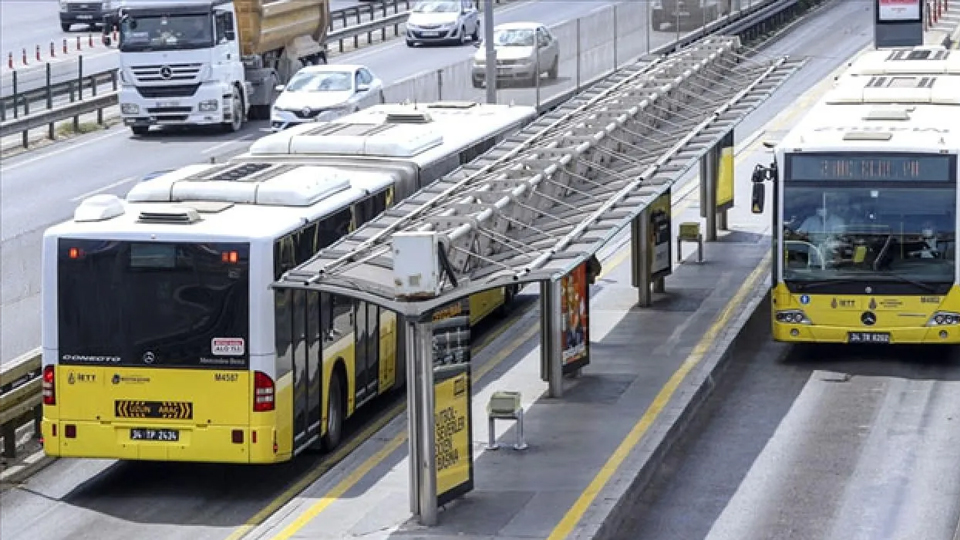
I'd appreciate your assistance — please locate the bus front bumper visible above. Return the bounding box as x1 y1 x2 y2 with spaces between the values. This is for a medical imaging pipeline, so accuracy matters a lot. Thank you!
772 322 960 344
42 420 286 464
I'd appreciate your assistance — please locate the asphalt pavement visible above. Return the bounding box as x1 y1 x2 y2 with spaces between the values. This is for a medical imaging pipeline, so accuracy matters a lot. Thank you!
0 0 673 364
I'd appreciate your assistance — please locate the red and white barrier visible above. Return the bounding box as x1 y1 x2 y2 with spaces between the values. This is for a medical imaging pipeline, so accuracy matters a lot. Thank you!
3 33 113 71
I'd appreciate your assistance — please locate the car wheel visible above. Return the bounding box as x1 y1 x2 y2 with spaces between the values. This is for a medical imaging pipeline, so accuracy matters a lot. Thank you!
471 24 480 41
548 56 559 79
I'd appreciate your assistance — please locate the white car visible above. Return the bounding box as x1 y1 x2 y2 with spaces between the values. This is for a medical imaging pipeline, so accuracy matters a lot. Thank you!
471 22 560 87
270 64 383 131
406 0 480 47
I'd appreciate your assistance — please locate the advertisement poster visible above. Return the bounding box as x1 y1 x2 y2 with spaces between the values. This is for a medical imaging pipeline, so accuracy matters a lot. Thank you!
434 362 474 506
717 131 735 212
648 189 672 281
431 298 471 368
560 263 590 374
878 0 920 21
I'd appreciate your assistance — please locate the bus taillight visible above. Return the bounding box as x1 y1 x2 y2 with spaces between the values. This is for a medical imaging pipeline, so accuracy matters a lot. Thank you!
253 371 275 412
42 365 56 405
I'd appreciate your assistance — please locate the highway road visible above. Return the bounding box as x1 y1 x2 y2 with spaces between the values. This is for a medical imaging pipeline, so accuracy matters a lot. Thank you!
0 0 371 58
0 0 676 364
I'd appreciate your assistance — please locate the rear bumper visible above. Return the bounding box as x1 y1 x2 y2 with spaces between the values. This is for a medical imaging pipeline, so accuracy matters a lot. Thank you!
772 322 960 344
42 420 286 464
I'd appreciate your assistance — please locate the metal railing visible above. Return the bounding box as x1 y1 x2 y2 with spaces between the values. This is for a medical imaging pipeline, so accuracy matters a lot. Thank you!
0 350 42 460
0 0 834 463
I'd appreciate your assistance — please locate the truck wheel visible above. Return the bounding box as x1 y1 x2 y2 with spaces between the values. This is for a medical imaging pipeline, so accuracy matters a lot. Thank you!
222 89 243 133
130 126 149 136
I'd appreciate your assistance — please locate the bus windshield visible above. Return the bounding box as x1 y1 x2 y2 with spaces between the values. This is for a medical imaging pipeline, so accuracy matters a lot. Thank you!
781 185 956 287
119 13 214 52
57 240 250 368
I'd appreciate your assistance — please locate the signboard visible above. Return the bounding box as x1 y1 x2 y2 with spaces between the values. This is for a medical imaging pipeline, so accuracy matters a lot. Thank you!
432 298 471 368
878 0 920 21
648 189 672 281
434 362 474 506
717 131 735 212
560 263 590 374
875 0 923 47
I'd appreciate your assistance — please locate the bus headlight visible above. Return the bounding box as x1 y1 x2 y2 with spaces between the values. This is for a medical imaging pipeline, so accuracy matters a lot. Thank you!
926 311 960 326
775 309 811 325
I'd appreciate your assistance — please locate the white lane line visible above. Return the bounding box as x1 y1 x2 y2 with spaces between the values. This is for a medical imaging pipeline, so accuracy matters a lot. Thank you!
70 176 135 202
0 128 128 174
201 136 251 155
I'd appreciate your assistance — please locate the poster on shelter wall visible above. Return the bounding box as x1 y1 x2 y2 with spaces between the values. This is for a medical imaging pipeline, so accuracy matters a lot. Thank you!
434 362 474 506
878 0 920 21
431 298 471 368
560 263 590 375
648 189 672 281
717 131 735 212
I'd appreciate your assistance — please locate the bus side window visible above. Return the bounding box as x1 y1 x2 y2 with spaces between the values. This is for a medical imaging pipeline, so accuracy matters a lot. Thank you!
318 208 353 248
329 294 354 342
275 289 293 378
294 222 320 264
273 234 297 280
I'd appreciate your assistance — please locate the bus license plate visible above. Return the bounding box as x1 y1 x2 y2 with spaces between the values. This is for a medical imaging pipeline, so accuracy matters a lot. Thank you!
848 332 890 344
130 428 179 441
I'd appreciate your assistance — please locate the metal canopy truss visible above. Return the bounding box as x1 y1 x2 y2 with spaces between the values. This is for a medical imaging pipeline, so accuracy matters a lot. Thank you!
278 36 805 315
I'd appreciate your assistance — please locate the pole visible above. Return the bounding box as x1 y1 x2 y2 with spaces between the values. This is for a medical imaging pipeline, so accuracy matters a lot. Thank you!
631 213 652 307
405 320 422 516
646 1 651 53
483 0 497 104
417 321 438 525
540 280 564 398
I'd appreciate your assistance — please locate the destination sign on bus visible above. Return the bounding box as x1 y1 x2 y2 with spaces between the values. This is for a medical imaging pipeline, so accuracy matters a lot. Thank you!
788 153 955 182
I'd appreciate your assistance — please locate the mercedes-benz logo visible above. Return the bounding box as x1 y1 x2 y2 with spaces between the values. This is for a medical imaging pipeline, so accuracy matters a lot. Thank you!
861 311 877 326
159 66 173 80
301 107 312 116
142 351 156 364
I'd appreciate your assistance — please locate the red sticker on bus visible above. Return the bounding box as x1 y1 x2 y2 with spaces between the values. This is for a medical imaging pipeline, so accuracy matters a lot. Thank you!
212 338 245 356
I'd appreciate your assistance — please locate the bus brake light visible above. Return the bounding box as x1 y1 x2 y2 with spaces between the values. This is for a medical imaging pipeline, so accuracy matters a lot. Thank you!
253 371 275 412
68 247 83 259
42 365 56 405
221 251 239 264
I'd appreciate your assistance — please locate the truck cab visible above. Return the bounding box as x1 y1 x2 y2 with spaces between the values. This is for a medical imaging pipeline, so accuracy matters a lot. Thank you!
116 0 249 135
60 0 121 32
650 0 728 31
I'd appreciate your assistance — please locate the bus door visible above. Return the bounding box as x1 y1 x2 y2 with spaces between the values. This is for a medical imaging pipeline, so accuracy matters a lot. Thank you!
291 290 322 448
354 301 380 407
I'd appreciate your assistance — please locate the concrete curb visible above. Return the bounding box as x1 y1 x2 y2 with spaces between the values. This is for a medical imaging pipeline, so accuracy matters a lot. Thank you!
0 449 55 487
572 260 772 540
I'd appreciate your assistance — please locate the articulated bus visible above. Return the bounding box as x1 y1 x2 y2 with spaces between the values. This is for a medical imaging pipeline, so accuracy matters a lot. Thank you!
41 101 536 463
752 46 960 345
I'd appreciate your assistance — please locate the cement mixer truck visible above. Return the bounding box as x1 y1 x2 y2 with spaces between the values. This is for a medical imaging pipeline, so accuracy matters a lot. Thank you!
110 0 330 135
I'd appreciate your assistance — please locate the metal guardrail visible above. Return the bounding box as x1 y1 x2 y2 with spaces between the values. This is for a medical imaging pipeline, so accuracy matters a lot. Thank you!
0 0 831 464
0 349 42 460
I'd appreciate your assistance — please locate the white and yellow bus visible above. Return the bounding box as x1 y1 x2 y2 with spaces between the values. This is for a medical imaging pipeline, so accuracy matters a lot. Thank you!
41 101 536 463
752 47 960 345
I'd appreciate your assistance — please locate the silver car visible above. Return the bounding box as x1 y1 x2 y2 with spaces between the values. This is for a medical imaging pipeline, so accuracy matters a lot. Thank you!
471 22 560 88
406 0 481 46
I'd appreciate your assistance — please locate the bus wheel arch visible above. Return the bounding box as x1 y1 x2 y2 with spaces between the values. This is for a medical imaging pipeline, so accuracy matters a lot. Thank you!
321 360 347 451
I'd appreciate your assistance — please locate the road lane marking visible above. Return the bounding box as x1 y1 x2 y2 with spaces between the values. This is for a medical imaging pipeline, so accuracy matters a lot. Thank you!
545 251 771 540
0 128 128 174
69 176 135 202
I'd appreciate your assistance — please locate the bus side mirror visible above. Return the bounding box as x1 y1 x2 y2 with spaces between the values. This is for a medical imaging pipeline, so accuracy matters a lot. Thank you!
751 182 765 214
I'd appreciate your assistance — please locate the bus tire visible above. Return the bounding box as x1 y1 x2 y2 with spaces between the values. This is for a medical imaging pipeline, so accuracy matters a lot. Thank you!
497 284 519 316
321 368 345 451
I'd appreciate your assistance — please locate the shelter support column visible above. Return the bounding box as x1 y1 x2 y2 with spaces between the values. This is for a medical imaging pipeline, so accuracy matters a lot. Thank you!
700 144 720 242
631 210 652 307
405 319 438 525
540 280 564 398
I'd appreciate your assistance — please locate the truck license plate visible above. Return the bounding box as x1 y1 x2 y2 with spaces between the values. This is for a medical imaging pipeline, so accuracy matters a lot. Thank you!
156 100 180 108
77 14 93 20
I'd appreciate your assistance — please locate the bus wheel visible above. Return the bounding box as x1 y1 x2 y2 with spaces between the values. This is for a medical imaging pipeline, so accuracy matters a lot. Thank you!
321 372 344 451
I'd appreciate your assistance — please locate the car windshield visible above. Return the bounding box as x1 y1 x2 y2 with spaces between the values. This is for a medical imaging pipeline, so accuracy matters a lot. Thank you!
412 1 459 13
286 71 353 92
119 13 214 52
492 28 535 46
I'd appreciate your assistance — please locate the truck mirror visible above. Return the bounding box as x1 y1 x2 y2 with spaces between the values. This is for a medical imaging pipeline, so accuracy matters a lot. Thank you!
751 183 765 214
225 29 235 40
275 84 285 93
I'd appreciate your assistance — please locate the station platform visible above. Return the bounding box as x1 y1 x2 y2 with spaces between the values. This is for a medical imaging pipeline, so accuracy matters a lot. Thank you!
242 18 960 540
243 132 777 540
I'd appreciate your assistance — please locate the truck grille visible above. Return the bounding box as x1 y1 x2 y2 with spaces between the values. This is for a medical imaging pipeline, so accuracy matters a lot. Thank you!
131 63 202 83
136 84 201 99
67 3 101 13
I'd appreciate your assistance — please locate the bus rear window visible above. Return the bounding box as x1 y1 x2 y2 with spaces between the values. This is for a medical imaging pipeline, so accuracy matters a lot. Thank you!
56 240 250 369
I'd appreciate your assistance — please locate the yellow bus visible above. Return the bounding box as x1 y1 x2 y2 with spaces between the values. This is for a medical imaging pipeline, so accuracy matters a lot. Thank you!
751 47 960 345
41 101 535 463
